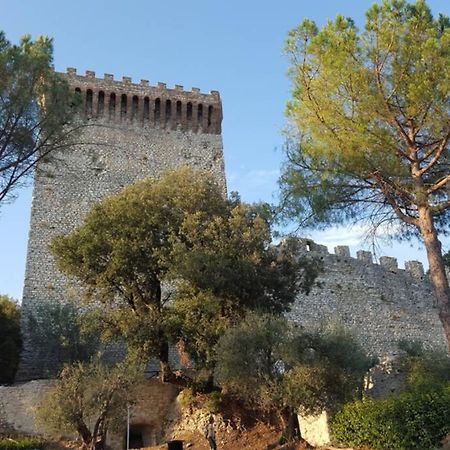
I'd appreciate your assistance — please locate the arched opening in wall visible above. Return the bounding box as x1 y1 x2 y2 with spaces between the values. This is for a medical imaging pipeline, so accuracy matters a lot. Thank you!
98 91 105 116
198 104 203 127
85 89 93 117
124 424 155 449
109 93 116 119
121 94 127 120
132 95 139 122
154 98 161 124
143 97 150 122
187 102 192 122
208 105 213 128
176 100 182 124
72 87 82 110
165 99 171 125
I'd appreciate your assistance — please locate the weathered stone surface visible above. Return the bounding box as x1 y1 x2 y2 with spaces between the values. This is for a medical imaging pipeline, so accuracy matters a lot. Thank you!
288 239 445 359
0 380 55 436
18 69 226 381
298 411 331 447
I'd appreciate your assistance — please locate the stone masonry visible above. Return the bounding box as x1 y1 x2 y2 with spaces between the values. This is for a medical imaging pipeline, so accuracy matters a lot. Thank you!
17 68 226 381
16 68 448 387
288 239 447 363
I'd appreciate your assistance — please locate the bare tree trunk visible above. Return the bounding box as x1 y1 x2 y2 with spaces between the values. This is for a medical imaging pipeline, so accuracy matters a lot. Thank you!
418 205 450 348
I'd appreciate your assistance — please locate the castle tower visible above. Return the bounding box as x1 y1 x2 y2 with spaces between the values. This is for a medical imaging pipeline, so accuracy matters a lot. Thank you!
17 68 226 380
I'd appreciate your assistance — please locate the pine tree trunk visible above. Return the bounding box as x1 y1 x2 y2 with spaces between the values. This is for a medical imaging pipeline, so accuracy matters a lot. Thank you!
418 205 450 349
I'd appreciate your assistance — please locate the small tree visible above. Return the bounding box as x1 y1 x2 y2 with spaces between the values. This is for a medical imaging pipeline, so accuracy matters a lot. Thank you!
36 358 142 450
27 300 99 375
0 295 21 383
0 31 79 205
280 0 450 349
215 314 372 443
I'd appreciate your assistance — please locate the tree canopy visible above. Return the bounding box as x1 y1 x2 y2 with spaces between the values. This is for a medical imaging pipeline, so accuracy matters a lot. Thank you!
280 0 450 348
215 313 373 442
51 168 317 379
0 294 21 383
0 31 78 205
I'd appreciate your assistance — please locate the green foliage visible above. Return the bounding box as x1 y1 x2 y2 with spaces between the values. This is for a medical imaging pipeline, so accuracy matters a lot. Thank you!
178 387 196 411
215 313 289 411
26 300 99 374
0 31 77 204
283 327 375 414
0 437 45 450
280 1 450 235
398 340 450 389
36 358 143 450
331 385 450 450
51 168 317 376
204 391 222 414
442 250 450 268
0 295 21 384
215 314 372 415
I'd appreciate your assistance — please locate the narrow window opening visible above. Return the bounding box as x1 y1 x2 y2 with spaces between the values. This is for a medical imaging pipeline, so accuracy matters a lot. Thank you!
187 102 192 121
132 95 139 121
176 101 182 122
165 99 171 123
109 93 116 119
154 98 161 123
98 91 105 116
85 89 93 116
197 104 203 123
143 97 150 122
121 94 127 119
207 105 213 127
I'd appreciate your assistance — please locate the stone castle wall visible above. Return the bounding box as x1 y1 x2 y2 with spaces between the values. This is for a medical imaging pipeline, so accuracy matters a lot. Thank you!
17 69 226 381
288 239 447 359
0 379 180 448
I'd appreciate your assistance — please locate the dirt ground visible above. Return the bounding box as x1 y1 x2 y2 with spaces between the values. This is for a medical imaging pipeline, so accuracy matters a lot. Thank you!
145 423 351 450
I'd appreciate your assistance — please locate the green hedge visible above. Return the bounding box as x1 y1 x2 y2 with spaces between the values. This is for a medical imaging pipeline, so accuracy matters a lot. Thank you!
331 385 450 450
0 438 46 450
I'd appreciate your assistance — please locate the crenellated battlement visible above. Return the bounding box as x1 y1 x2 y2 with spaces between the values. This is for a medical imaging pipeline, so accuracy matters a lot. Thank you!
287 236 447 366
19 66 226 381
295 238 425 280
62 68 222 134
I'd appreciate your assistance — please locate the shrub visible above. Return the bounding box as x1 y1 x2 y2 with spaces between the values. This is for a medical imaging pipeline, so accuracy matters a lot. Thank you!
0 437 45 450
331 384 450 450
0 295 21 384
204 391 222 413
178 387 195 410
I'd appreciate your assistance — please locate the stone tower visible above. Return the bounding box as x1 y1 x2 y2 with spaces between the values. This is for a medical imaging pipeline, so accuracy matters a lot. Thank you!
17 68 226 380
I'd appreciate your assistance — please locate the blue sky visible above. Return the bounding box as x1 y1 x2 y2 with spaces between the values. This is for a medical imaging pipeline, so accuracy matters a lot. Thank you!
1 0 449 299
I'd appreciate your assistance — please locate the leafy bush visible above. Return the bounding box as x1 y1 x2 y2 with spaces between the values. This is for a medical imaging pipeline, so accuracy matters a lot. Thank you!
0 437 45 450
398 340 450 389
331 385 450 450
178 387 195 410
204 391 222 413
0 295 21 383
